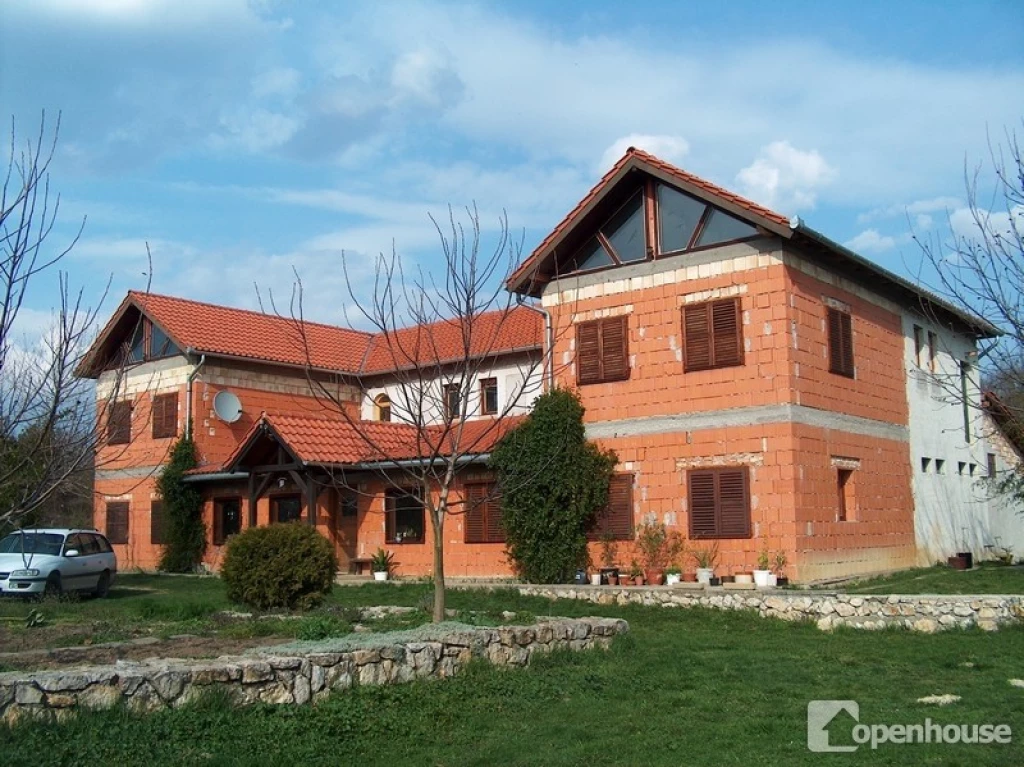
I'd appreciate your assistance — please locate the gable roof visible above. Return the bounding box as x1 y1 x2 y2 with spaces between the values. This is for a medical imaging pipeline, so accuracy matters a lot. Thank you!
222 412 524 470
79 292 543 378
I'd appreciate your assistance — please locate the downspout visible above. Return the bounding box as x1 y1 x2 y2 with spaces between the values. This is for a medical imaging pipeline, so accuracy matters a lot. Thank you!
516 297 554 390
185 349 206 440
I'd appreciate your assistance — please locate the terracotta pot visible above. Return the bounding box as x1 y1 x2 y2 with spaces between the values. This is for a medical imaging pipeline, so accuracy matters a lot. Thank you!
633 575 645 586
948 555 968 571
682 572 698 583
607 575 619 586
645 569 664 586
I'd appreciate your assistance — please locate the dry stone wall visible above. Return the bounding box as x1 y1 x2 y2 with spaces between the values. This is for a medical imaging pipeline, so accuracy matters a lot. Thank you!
0 617 626 725
517 585 1023 632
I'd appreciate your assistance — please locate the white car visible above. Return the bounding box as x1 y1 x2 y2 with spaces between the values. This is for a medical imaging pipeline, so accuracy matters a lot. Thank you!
0 529 117 598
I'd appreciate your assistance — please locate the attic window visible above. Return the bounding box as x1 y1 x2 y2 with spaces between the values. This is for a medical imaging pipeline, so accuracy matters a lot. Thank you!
657 183 757 254
567 191 647 273
114 316 182 368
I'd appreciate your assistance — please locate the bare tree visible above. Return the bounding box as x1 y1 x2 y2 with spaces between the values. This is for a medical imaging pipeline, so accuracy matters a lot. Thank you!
0 112 129 532
285 206 559 622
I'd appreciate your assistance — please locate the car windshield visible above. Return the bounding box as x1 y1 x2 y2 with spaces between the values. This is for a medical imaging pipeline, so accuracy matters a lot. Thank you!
0 533 65 556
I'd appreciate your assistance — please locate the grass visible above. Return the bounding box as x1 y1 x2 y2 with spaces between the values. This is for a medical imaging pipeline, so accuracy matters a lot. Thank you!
834 561 1024 595
2 578 1024 765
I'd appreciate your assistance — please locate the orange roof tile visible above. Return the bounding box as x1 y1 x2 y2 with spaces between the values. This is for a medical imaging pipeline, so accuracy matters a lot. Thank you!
361 306 543 374
507 146 790 292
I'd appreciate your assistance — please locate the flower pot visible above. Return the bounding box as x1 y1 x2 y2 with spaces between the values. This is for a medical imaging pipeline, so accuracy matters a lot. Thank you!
682 572 697 583
734 573 754 585
633 575 645 586
753 569 773 588
599 567 619 585
607 574 619 586
776 576 789 587
948 555 968 571
720 575 735 584
768 573 778 587
373 571 388 581
590 573 602 586
645 569 664 586
665 573 681 586
695 567 714 585
708 577 721 586
957 552 974 570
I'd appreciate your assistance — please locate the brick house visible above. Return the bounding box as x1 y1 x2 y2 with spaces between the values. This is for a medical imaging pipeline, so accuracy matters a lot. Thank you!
81 148 1020 581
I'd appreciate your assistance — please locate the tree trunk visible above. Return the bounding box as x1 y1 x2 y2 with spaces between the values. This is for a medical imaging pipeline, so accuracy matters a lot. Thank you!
431 505 446 623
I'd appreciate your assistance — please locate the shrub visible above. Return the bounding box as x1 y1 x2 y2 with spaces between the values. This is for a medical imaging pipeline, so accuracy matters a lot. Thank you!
157 431 206 572
221 524 337 610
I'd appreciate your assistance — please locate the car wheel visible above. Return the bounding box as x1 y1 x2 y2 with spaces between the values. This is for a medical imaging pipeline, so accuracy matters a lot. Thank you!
43 572 62 599
93 571 111 598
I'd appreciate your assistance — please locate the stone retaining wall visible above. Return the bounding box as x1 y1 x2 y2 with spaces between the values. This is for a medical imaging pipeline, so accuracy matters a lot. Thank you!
517 586 1023 632
0 617 627 725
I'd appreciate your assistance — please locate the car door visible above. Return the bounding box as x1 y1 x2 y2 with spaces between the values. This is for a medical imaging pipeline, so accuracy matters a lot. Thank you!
61 534 92 591
77 534 103 590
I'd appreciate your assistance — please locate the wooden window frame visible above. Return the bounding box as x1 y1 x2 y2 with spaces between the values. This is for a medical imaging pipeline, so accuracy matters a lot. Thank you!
576 315 630 385
213 497 242 545
106 501 129 545
479 378 498 416
374 393 391 422
464 482 505 544
913 325 924 367
927 331 939 373
836 468 854 522
826 307 855 378
385 489 426 545
443 383 462 420
150 500 166 545
270 494 303 524
107 400 132 445
681 298 744 372
151 392 178 439
687 467 751 540
586 473 635 541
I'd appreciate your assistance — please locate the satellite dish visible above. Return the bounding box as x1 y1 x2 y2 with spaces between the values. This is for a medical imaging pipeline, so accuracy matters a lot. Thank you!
213 390 243 423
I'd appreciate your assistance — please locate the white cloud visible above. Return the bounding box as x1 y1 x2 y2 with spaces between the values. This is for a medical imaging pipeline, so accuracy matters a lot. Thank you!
949 204 1024 243
251 67 301 100
857 196 962 224
599 134 690 172
844 229 897 254
735 141 837 213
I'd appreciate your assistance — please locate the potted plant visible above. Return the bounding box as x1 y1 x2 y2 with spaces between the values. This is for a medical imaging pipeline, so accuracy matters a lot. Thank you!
692 543 718 585
774 550 789 586
599 533 620 585
734 571 754 585
664 531 685 586
629 559 644 586
637 521 668 585
754 541 773 588
665 565 682 586
371 548 395 581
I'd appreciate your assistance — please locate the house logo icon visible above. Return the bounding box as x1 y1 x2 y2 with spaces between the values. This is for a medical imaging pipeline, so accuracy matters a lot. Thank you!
808 700 860 752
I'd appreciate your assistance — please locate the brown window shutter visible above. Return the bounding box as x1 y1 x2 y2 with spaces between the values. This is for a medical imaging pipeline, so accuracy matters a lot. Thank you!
108 401 132 445
716 468 750 538
600 316 630 382
683 304 712 371
152 393 178 439
827 307 854 377
576 321 602 384
587 473 634 541
384 494 396 544
688 471 717 537
711 299 742 367
150 501 166 545
485 492 504 543
464 484 487 544
106 501 129 544
213 501 225 546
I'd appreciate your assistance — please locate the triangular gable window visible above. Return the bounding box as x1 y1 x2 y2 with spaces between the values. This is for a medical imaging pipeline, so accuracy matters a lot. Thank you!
574 236 614 271
658 183 758 254
150 323 181 358
695 208 758 248
111 315 183 369
603 191 646 263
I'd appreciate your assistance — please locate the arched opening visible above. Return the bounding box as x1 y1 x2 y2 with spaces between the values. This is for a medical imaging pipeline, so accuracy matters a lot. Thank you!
375 393 391 422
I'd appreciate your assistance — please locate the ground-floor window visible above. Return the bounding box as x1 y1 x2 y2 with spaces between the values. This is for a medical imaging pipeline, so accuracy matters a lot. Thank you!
587 474 634 540
214 498 242 544
271 495 302 524
464 482 504 543
150 500 166 545
106 501 129 544
687 467 751 539
386 489 425 544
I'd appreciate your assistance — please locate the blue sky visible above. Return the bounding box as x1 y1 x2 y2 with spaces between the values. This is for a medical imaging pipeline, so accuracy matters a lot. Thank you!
2 0 1022 336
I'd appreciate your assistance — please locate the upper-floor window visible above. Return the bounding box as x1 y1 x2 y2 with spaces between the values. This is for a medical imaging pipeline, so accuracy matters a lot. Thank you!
119 317 182 367
151 392 178 439
657 184 758 255
108 400 132 445
480 378 498 416
826 307 855 378
928 331 938 373
688 466 751 539
913 325 924 367
443 384 461 420
576 316 629 385
682 298 743 372
375 393 391 422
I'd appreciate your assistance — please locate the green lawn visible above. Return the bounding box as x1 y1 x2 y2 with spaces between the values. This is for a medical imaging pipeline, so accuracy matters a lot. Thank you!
3 577 1024 765
834 562 1024 595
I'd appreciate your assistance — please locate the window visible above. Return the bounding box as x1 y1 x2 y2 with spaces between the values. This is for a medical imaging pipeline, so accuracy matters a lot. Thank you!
969 463 977 476
375 394 391 422
271 495 302 524
694 208 758 247
567 192 646 271
826 307 854 377
443 384 461 420
988 453 998 477
150 500 166 545
837 469 855 522
913 325 924 367
339 494 358 518
921 457 931 473
106 501 129 544
682 298 743 371
928 331 938 372
480 378 498 416
687 467 751 539
117 317 181 368
214 498 242 545
151 392 178 439
935 459 945 474
464 482 504 543
587 474 634 541
78 534 101 555
960 361 971 442
108 401 132 445
576 316 629 385
658 184 707 253
386 490 425 544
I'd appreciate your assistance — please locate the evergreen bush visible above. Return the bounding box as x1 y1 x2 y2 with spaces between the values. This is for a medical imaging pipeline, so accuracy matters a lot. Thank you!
157 431 206 572
220 523 337 610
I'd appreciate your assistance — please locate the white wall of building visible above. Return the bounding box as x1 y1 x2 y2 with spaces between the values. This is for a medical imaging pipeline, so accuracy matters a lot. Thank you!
903 312 1024 562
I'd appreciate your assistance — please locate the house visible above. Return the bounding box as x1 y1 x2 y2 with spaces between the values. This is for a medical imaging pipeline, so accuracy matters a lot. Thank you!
80 148 1022 581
